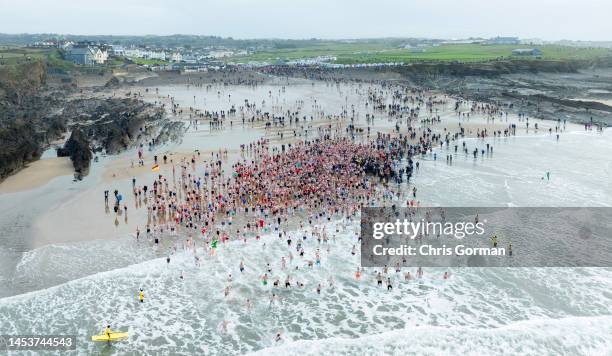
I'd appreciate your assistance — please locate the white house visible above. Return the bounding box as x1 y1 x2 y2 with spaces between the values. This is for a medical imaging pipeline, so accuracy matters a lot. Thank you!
110 45 125 56
60 41 75 50
171 52 183 62
91 47 108 64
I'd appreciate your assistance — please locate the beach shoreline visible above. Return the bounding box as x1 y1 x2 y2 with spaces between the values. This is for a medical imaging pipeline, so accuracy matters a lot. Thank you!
0 156 73 194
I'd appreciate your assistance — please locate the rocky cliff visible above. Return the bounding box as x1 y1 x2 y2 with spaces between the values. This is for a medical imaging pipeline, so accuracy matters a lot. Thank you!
0 61 59 180
0 120 41 179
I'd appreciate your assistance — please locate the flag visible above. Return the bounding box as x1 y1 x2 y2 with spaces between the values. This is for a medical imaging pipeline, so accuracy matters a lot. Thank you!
151 164 160 172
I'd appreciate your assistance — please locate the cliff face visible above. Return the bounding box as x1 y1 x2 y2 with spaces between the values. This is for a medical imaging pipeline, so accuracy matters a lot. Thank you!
0 61 54 180
0 120 41 179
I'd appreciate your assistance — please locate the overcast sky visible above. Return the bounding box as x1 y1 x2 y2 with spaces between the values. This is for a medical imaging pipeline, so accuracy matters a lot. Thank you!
0 0 609 41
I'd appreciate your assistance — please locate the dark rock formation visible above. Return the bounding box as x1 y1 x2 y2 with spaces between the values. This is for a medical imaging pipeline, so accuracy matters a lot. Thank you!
0 61 63 181
0 120 42 180
103 76 121 88
57 128 92 179
61 97 165 154
0 61 175 183
153 121 187 146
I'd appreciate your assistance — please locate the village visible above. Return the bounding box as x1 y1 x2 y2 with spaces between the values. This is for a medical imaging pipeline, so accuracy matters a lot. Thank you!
21 35 556 73
28 38 238 72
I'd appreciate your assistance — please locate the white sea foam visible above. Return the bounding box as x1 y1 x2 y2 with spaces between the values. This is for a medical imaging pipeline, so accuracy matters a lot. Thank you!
248 315 612 356
1 219 611 354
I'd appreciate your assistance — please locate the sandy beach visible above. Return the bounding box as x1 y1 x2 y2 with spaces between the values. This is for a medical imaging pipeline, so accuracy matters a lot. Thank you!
0 156 73 194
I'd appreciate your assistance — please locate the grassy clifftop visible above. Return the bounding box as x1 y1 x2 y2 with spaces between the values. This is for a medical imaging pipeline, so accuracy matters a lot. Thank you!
0 59 47 104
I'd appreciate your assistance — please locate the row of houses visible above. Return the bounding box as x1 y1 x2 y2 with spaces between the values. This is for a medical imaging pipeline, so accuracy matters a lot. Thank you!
61 43 244 66
63 44 197 65
122 47 246 63
147 63 225 73
122 48 183 62
286 55 337 66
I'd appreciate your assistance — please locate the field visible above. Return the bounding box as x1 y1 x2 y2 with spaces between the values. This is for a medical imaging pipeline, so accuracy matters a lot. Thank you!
0 47 48 65
228 43 612 65
0 47 75 70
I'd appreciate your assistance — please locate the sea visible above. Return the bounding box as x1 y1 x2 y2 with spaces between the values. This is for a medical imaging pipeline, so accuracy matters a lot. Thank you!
0 80 611 355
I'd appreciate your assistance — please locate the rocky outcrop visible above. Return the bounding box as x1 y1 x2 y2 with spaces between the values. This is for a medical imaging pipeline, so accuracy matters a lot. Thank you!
0 120 42 180
103 76 121 88
61 98 165 154
530 94 612 113
0 60 178 183
57 128 92 179
394 59 595 83
273 56 612 85
154 121 187 146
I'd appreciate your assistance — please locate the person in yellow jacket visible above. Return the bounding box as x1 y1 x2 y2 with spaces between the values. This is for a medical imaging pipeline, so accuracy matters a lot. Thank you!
105 325 112 338
139 289 144 303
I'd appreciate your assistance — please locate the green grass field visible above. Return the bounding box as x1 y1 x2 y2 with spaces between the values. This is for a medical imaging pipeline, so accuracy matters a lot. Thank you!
228 43 612 65
0 47 48 65
45 48 76 70
0 47 77 70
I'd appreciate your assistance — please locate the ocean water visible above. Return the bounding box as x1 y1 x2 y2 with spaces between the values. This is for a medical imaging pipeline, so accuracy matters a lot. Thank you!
1 82 611 355
1 220 612 355
415 129 612 207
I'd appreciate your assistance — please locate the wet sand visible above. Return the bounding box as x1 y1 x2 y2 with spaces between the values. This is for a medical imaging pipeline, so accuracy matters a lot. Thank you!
31 184 147 248
0 157 73 194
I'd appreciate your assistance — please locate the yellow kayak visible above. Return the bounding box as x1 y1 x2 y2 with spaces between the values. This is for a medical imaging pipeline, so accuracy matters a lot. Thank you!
91 332 129 342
